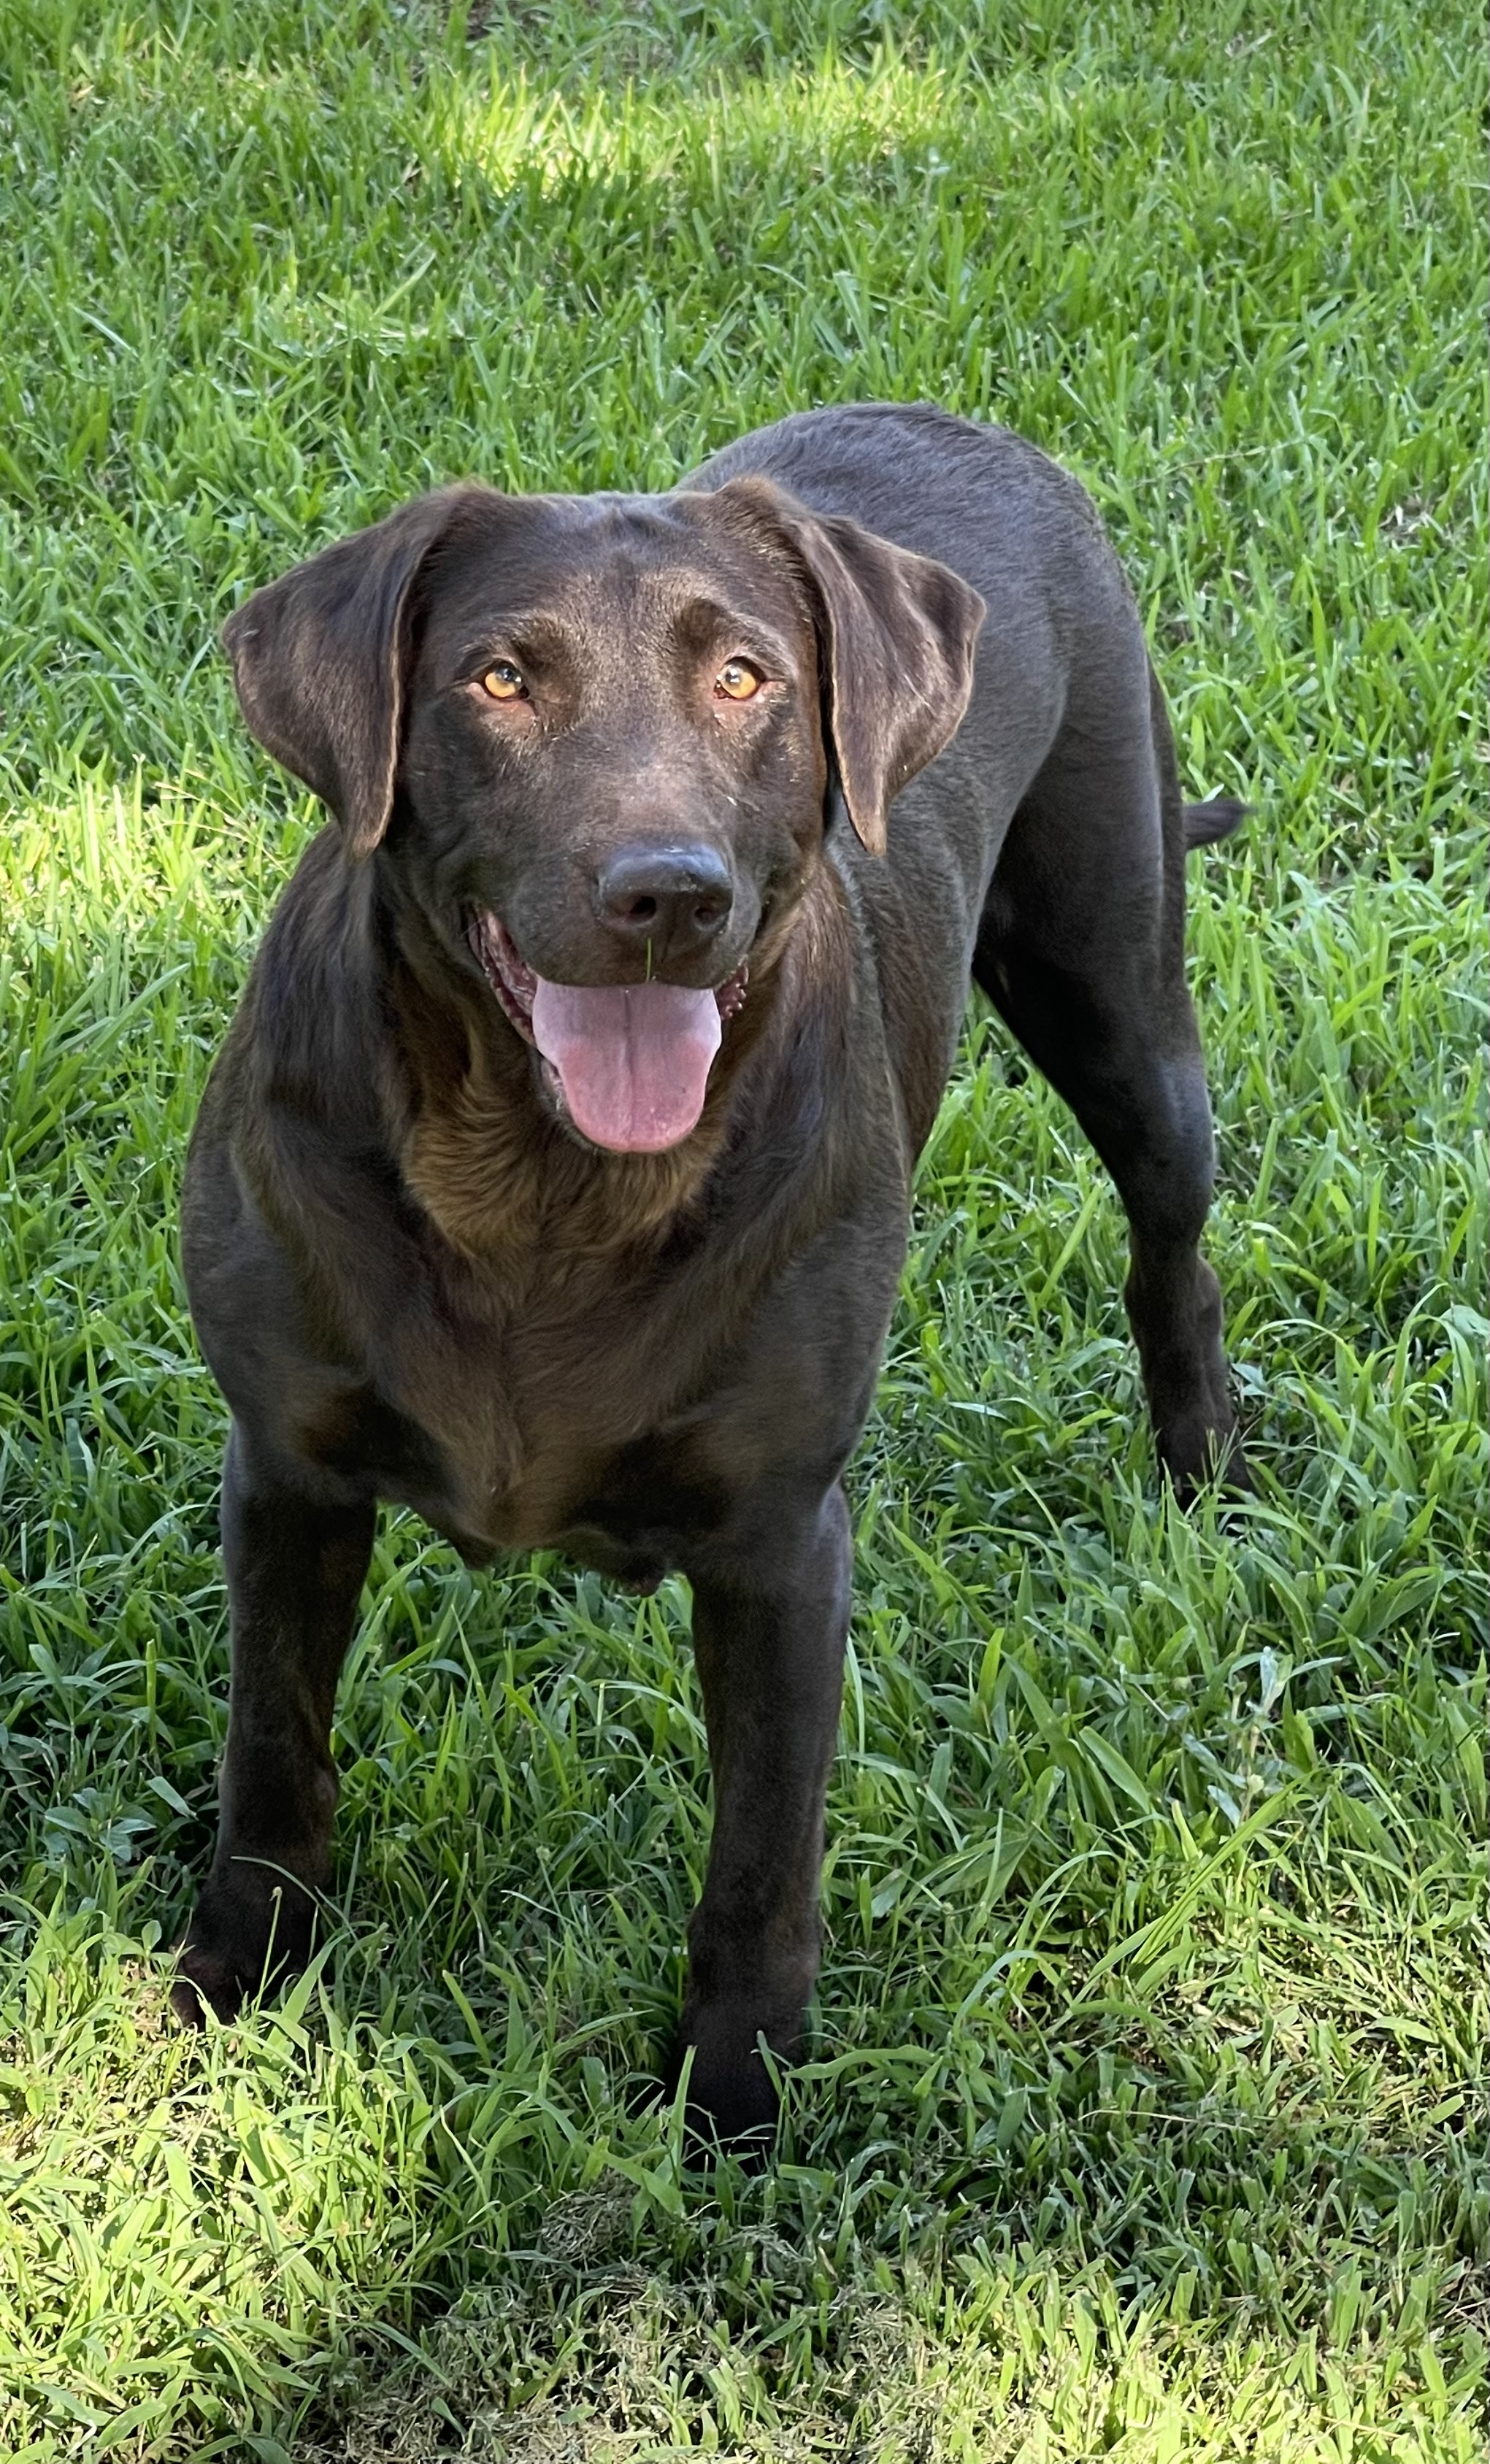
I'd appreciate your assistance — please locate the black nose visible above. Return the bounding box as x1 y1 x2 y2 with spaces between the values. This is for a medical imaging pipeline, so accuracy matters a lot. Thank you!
593 842 734 958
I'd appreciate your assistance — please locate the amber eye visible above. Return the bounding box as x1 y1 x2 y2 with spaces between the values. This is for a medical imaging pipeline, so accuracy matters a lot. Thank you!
715 658 763 701
481 661 526 701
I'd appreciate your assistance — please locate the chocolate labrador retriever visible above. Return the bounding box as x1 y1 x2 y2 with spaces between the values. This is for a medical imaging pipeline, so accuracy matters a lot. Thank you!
173 403 1247 2138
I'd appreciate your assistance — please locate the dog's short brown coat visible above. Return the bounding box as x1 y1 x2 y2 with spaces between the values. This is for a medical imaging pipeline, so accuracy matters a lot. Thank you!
175 404 1246 2138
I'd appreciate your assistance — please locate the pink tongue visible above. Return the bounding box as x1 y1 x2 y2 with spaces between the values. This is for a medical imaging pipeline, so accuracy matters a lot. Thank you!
530 979 723 1152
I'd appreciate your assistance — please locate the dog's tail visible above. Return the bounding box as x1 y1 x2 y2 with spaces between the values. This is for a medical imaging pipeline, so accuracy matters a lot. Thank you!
1183 796 1248 852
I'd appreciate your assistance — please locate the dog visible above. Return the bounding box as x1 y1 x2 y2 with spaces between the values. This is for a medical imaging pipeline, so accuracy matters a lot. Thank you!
173 402 1248 2140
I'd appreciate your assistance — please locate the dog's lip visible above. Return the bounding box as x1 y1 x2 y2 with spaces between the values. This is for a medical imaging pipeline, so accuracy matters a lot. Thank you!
466 911 540 1043
464 909 748 1044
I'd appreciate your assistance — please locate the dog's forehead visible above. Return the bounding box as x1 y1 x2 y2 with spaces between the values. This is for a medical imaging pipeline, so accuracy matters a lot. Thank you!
423 488 806 647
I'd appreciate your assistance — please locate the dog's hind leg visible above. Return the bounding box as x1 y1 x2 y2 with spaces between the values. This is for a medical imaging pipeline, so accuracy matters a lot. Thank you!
972 667 1248 1499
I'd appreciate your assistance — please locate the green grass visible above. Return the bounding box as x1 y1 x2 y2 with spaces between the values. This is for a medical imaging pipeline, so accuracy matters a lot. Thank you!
1 1 1486 2455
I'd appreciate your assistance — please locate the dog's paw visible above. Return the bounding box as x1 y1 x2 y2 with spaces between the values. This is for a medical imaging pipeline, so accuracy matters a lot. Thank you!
1161 1414 1253 1509
169 1944 248 2029
169 1877 316 2030
667 2001 794 2158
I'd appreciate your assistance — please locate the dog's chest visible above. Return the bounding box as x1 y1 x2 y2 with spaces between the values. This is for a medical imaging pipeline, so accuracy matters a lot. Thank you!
377 1252 725 1560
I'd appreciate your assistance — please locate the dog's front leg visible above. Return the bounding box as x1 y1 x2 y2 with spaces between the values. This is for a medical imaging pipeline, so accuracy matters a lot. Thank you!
172 1425 375 2028
675 1480 852 2144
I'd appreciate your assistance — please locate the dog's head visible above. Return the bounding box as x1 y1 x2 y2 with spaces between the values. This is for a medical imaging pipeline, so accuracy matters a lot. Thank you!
222 478 983 1153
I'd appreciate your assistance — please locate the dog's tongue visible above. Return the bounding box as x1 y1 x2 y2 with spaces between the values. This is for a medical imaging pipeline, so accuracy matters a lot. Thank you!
530 979 723 1152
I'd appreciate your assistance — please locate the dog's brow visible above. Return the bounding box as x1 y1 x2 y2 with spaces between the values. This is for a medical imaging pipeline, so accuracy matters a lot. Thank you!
670 596 797 671
448 612 576 673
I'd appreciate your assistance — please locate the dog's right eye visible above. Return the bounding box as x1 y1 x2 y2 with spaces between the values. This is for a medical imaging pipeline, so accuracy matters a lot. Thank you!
481 662 527 701
715 659 763 701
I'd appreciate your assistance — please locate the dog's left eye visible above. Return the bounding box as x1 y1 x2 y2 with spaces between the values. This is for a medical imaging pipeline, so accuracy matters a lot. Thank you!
715 659 763 701
481 662 527 701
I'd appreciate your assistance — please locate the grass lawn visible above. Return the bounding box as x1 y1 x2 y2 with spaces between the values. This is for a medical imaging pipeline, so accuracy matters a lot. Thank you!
1 1 1486 2455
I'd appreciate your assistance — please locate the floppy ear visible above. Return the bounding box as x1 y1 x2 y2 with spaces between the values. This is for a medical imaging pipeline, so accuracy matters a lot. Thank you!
705 476 986 855
220 485 496 856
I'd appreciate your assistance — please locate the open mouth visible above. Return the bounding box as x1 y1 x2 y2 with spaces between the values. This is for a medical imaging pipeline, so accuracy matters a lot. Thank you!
466 911 747 1154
